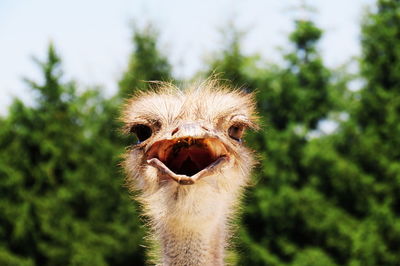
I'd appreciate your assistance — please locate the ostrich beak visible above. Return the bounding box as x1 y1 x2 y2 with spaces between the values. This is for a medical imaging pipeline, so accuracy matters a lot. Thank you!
146 137 230 185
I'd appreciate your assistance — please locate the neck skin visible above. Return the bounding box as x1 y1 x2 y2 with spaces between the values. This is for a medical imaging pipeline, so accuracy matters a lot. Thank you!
141 170 246 266
158 214 227 266
143 183 236 266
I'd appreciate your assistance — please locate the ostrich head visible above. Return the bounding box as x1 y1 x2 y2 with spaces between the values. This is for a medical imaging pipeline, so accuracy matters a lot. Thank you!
121 79 258 265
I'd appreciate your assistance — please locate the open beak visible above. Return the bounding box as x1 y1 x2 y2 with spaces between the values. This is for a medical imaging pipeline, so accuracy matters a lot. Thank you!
146 137 230 185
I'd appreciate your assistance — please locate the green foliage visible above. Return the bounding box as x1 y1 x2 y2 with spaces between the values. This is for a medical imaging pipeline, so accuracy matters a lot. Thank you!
235 3 400 265
118 25 173 97
0 46 145 265
260 20 332 130
207 27 257 89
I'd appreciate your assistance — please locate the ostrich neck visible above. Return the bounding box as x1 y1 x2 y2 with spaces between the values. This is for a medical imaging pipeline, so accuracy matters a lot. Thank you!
146 172 245 265
159 215 226 266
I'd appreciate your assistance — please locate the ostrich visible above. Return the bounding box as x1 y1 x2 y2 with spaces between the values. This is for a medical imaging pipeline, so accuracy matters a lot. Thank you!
121 79 258 265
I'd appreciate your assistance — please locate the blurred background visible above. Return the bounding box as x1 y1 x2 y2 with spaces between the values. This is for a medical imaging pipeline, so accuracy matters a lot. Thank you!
1 0 399 265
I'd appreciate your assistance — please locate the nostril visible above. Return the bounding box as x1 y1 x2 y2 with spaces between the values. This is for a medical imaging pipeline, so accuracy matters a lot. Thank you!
171 127 179 136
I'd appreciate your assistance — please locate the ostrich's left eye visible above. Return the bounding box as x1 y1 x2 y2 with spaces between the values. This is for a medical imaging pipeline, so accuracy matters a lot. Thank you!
228 125 244 142
130 124 152 143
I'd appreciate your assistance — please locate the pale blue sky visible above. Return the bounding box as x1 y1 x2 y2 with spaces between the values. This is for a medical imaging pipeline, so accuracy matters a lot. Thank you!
0 0 374 114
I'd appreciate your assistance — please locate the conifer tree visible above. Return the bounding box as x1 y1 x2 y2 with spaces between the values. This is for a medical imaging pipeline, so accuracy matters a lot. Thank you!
295 1 400 265
262 19 332 130
325 0 399 263
207 27 256 89
0 45 146 265
118 26 172 97
238 18 341 266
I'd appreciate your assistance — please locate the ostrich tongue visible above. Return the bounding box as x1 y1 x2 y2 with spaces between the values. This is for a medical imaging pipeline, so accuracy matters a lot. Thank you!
146 137 229 179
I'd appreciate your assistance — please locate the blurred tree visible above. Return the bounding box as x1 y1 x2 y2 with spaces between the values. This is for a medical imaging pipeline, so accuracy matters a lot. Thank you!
261 19 332 130
118 25 173 97
277 0 400 265
317 0 400 264
237 18 346 266
0 45 145 265
207 26 257 89
241 0 400 265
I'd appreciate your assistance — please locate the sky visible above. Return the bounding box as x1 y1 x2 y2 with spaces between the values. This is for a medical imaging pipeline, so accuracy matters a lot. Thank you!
0 0 375 115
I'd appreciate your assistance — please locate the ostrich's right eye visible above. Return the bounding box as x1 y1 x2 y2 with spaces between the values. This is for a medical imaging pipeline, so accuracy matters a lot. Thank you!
228 125 244 142
130 125 152 143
